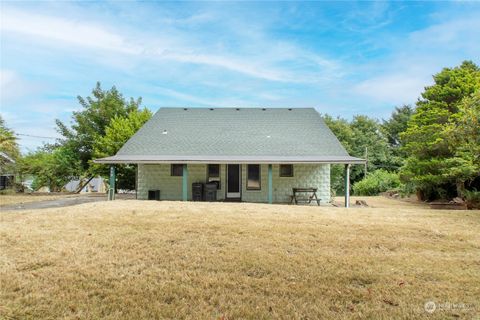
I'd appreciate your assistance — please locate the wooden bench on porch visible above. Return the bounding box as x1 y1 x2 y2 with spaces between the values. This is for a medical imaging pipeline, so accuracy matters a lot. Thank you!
290 188 321 206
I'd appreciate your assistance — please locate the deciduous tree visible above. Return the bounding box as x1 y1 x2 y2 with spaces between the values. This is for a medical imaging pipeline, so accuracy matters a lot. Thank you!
56 82 142 172
92 108 152 190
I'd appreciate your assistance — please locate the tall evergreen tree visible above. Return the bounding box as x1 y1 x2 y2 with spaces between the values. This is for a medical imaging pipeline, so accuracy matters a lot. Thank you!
400 61 480 200
382 105 413 146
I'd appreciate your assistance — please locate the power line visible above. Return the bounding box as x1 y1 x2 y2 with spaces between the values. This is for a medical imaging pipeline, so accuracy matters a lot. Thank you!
16 133 58 140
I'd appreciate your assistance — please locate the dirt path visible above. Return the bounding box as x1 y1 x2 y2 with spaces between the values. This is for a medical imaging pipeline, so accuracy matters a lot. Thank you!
0 194 107 211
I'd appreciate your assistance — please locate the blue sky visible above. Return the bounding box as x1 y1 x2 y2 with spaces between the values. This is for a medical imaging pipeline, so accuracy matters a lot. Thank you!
1 1 479 151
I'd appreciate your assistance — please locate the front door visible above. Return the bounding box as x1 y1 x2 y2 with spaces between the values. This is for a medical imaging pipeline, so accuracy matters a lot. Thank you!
226 164 241 198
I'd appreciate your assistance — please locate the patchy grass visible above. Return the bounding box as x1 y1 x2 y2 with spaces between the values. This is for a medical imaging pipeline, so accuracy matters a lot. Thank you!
0 193 74 207
335 196 430 208
0 199 479 319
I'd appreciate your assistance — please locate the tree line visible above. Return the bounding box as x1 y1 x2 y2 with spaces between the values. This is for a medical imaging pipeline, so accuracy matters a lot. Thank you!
326 60 479 203
0 61 478 203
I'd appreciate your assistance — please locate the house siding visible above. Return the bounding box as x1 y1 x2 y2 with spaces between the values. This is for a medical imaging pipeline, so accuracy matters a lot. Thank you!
137 163 330 203
137 164 226 201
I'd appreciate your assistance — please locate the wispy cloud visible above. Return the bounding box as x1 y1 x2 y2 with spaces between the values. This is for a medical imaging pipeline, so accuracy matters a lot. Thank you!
1 8 140 54
0 6 339 83
351 12 480 105
0 70 43 103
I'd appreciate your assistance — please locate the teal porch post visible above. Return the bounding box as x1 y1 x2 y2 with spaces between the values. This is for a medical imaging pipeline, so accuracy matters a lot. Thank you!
268 164 273 204
108 165 116 200
344 164 350 208
182 164 188 201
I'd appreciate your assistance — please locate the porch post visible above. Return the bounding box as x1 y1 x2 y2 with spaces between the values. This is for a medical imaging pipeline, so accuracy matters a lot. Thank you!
108 165 116 200
268 164 273 204
182 164 188 201
135 164 138 200
344 164 350 208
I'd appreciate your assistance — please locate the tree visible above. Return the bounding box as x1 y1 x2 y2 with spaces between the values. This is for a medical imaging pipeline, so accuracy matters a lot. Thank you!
442 91 480 194
323 115 354 194
323 114 394 193
0 115 20 169
350 115 394 178
19 146 82 192
400 61 480 200
0 115 20 186
382 105 414 161
92 108 152 190
56 82 142 172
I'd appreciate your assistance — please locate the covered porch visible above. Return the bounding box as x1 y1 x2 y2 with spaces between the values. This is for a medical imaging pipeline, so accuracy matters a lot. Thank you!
100 157 364 207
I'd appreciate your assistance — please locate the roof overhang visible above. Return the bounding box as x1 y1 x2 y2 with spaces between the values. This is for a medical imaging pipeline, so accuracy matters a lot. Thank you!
94 155 365 164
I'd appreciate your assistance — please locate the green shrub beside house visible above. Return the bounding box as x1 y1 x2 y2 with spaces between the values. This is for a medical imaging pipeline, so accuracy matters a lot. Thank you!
353 170 401 196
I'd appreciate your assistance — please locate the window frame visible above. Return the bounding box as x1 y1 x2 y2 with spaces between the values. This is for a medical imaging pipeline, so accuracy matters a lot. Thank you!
171 164 183 177
207 164 221 189
246 164 261 190
279 164 294 177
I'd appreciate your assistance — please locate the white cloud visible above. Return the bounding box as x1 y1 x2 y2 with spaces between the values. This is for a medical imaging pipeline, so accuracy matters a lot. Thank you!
0 6 341 84
352 13 480 105
154 87 226 107
408 15 480 52
1 8 141 54
353 73 430 104
0 70 42 103
160 52 288 82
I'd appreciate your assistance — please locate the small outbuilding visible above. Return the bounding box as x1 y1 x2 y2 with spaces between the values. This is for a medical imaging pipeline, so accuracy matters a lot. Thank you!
95 108 364 206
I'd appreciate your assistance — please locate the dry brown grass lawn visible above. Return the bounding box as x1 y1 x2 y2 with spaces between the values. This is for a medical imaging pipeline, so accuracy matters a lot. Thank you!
0 194 73 207
0 198 479 319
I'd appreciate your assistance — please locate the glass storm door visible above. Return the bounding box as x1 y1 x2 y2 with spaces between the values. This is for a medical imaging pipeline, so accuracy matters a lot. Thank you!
227 164 241 198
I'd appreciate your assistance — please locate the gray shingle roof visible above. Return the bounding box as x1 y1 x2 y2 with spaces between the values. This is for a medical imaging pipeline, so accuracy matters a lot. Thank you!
95 107 364 164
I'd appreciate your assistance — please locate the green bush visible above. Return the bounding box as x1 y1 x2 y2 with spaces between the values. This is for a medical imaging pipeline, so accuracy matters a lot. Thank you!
463 189 480 209
353 170 401 196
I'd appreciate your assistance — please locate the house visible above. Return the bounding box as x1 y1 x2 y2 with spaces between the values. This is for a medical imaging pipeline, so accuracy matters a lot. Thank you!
95 108 364 206
0 151 16 190
64 177 107 193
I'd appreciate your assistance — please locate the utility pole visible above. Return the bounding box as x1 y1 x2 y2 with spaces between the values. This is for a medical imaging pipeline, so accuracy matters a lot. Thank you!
364 146 368 177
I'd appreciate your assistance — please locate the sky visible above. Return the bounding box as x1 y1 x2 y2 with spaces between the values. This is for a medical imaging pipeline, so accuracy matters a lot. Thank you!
1 1 479 152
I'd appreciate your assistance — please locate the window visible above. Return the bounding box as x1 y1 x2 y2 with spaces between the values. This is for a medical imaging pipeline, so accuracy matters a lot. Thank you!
247 164 261 190
207 164 221 189
171 164 183 176
208 164 220 177
279 164 293 177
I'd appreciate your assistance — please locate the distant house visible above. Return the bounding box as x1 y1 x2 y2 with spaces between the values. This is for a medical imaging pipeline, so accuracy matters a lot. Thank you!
64 177 107 193
95 108 363 206
0 151 16 190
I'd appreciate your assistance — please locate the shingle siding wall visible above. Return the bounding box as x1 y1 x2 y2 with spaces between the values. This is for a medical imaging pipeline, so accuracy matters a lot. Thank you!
241 164 268 202
137 164 226 201
137 163 330 203
137 164 182 200
272 164 330 203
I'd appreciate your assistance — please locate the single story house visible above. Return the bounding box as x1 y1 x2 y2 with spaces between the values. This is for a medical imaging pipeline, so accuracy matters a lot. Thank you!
95 108 364 206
